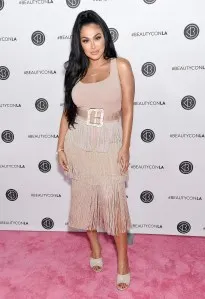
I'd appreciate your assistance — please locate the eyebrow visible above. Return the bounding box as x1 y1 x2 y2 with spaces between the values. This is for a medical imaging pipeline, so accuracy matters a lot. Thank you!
81 33 102 39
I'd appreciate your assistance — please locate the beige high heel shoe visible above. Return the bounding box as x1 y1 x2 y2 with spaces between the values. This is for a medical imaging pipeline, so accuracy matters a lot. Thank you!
116 272 131 290
90 257 103 272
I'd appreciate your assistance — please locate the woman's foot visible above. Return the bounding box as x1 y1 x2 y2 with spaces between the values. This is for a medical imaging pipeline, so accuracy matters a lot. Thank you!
117 257 130 290
86 230 102 272
90 243 102 272
113 232 130 290
90 256 103 272
117 272 131 291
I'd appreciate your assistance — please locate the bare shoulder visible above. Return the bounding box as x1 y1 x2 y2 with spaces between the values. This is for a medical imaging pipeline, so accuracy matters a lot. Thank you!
116 57 132 72
116 57 134 84
116 57 133 79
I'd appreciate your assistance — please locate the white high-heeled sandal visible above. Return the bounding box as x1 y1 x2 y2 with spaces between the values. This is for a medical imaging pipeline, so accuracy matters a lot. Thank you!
116 273 131 290
90 257 103 272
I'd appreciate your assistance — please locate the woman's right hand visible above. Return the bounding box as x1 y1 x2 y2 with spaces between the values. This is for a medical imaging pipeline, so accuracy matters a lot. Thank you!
57 151 69 172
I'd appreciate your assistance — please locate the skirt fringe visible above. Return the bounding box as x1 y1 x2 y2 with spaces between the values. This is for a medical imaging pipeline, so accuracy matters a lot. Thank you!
64 115 132 236
68 115 122 152
68 179 132 236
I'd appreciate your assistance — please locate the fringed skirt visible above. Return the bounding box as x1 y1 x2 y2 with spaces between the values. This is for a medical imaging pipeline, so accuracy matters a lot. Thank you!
63 114 132 236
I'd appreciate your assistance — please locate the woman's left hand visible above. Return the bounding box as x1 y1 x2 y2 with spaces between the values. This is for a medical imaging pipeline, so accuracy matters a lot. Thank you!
117 146 130 174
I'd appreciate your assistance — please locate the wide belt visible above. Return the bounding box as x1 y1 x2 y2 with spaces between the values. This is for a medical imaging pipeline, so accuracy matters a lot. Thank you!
77 108 121 127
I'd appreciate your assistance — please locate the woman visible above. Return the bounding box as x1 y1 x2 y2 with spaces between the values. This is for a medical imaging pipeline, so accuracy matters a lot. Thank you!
57 10 135 291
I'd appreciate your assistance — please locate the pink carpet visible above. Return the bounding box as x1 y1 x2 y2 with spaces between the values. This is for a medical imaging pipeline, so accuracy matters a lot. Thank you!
0 231 205 299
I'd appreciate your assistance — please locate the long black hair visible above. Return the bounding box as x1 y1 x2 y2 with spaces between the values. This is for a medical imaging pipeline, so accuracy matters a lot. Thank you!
63 10 117 129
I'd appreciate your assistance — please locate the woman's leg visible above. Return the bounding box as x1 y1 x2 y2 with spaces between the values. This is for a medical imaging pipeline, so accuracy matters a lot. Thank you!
87 229 102 271
113 232 130 289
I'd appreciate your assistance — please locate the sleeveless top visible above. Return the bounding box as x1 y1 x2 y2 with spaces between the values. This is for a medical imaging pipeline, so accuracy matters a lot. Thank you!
68 58 123 153
72 57 122 115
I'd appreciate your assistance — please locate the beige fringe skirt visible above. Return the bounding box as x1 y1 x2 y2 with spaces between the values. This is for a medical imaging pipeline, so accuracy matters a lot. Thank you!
63 114 132 236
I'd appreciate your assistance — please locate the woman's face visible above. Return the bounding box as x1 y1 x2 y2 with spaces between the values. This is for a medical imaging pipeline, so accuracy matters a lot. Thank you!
80 23 105 60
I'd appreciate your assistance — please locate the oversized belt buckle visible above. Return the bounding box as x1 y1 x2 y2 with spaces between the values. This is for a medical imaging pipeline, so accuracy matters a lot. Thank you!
87 108 104 127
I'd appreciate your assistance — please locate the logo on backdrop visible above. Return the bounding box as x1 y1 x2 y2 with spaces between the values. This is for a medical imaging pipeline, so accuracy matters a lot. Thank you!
66 0 81 8
172 64 205 71
57 34 72 40
140 191 154 203
1 164 25 169
0 220 29 226
24 69 56 75
6 189 18 201
0 0 4 10
143 0 156 4
0 37 17 42
181 95 196 110
184 24 199 40
31 31 45 46
19 0 54 5
131 164 164 170
132 30 167 37
141 62 156 77
35 98 49 112
177 221 191 234
109 28 119 43
0 103 21 108
168 195 202 201
179 161 193 174
134 100 165 106
28 134 58 139
132 223 162 229
1 130 14 143
0 66 10 80
141 129 155 142
31 193 61 198
38 160 51 173
42 217 54 229
170 133 204 139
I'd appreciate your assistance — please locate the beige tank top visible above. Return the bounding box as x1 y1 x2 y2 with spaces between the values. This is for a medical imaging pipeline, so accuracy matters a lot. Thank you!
68 58 122 153
71 58 122 115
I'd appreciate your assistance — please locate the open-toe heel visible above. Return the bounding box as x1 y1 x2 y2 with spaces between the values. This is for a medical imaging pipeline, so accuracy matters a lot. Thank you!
90 257 103 272
116 272 131 290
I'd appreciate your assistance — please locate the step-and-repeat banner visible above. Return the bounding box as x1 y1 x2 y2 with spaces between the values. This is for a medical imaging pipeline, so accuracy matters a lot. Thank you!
1 0 204 236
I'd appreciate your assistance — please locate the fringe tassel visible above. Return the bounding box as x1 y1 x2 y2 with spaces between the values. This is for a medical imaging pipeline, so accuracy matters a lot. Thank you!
64 138 129 185
68 179 132 236
99 181 132 235
64 115 131 236
68 115 122 153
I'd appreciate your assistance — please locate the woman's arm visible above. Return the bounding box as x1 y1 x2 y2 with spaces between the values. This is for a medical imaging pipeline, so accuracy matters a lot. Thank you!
57 111 68 151
117 57 135 150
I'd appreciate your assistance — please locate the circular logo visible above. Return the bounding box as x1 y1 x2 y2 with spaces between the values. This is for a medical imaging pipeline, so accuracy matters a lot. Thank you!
31 31 45 46
140 191 154 203
35 98 48 112
0 0 4 11
143 0 156 3
42 217 54 230
184 24 199 40
6 189 18 201
0 66 10 80
179 161 193 174
38 160 51 173
141 62 156 77
66 0 81 8
141 129 155 143
109 28 119 43
177 221 191 234
1 130 14 143
181 95 196 110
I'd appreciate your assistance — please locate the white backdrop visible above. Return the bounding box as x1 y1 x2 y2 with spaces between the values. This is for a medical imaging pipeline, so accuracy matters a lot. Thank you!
1 0 205 236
